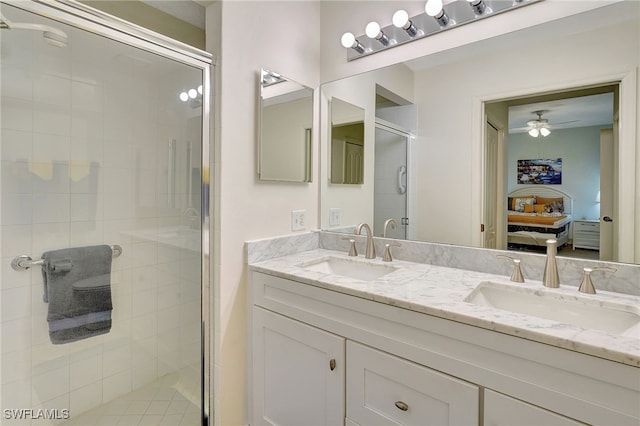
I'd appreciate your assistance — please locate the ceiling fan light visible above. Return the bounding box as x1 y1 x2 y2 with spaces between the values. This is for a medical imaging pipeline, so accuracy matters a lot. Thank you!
540 127 551 137
528 128 539 138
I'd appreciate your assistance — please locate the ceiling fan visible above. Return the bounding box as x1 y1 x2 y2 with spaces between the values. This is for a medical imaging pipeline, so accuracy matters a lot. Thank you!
513 110 580 138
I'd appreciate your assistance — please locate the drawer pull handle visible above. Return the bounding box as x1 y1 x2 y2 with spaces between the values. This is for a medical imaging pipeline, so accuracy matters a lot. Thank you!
329 359 336 371
394 401 409 411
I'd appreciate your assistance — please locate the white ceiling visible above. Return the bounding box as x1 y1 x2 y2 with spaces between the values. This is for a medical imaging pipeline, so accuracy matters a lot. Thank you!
508 93 614 134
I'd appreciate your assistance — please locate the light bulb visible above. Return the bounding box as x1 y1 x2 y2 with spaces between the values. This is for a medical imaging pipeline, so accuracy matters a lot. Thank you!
540 127 551 137
365 22 381 39
198 85 203 95
425 0 444 17
341 32 356 48
179 92 189 102
393 10 409 28
528 128 539 138
188 89 197 99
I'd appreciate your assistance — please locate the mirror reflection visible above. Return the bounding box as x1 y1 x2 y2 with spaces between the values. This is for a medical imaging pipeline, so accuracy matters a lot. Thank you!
330 98 365 184
259 69 313 182
320 2 639 264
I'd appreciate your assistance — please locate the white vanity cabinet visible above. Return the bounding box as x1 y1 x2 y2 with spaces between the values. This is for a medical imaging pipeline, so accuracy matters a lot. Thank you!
346 341 479 425
251 307 345 426
249 271 640 426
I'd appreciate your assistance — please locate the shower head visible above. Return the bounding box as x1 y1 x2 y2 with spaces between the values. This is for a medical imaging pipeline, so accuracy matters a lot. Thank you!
0 13 68 47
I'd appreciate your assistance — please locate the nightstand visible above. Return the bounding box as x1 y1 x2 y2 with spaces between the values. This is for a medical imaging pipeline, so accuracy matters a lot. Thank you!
573 220 600 250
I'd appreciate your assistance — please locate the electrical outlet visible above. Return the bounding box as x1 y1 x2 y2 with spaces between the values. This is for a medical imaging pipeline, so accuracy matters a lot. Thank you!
291 210 306 231
329 208 341 226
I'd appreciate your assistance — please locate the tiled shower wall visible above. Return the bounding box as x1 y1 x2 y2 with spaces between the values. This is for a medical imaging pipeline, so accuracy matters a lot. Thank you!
1 8 202 423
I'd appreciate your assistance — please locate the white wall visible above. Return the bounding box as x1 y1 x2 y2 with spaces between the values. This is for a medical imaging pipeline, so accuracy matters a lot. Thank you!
206 2 320 424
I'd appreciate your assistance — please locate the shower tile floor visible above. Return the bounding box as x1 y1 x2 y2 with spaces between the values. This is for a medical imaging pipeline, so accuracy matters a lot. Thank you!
62 373 200 426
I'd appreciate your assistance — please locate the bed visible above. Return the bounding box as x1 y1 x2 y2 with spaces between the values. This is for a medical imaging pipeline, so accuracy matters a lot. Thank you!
507 187 573 249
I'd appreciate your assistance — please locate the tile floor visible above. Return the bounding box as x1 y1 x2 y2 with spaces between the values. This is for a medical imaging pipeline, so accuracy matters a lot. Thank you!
62 373 201 426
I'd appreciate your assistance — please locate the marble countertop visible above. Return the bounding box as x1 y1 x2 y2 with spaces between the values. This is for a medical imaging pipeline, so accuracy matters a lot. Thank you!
249 248 640 367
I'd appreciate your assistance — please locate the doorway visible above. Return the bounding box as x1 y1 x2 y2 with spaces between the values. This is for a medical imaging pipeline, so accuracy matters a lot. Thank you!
484 85 618 261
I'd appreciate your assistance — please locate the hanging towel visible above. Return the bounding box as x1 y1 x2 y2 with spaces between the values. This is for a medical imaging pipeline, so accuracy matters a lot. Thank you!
41 245 113 344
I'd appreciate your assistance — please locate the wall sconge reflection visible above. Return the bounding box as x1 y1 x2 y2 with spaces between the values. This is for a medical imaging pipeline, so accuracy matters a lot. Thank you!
339 0 540 61
179 85 203 107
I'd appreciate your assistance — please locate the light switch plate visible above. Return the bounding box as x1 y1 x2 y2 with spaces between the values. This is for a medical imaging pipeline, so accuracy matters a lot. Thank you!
329 208 341 226
291 210 306 231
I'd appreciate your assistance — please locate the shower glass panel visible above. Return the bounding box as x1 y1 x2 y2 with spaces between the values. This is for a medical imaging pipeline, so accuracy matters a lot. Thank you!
1 4 206 424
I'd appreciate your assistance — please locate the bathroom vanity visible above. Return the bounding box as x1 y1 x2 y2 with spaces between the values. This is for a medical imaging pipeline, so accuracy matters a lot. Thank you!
247 243 639 426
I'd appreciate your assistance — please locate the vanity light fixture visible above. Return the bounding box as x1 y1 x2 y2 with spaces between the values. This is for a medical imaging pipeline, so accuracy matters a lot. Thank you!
392 10 420 37
425 0 452 27
467 0 488 16
365 21 392 46
341 32 366 54
339 0 540 61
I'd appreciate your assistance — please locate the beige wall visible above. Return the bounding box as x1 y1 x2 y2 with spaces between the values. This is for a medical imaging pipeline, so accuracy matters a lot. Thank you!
79 0 205 49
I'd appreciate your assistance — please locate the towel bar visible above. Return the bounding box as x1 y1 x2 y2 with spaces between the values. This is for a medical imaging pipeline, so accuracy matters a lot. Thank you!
11 245 123 271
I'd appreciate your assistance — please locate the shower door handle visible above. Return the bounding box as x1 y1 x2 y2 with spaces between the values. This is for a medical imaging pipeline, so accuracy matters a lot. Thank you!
398 166 407 194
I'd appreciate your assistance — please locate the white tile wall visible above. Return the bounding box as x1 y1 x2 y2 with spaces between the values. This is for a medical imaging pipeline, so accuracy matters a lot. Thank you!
1 7 203 423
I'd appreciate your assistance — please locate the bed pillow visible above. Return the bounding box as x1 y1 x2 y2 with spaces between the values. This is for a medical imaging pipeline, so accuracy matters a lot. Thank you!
524 203 535 213
534 204 547 214
513 196 535 212
537 196 564 213
511 196 535 211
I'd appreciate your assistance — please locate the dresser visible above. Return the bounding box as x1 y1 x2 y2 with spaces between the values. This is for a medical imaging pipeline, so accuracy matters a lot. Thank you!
573 219 600 250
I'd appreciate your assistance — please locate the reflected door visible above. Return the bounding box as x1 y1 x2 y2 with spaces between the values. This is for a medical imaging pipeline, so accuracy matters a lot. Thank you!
374 125 408 239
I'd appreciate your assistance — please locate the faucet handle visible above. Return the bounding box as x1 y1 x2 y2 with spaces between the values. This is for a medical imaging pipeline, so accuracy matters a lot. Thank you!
578 266 616 294
496 255 525 283
341 238 358 257
383 242 401 262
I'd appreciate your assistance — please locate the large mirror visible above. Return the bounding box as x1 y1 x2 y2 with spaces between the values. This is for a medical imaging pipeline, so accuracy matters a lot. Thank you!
259 69 313 182
330 98 365 184
320 1 639 264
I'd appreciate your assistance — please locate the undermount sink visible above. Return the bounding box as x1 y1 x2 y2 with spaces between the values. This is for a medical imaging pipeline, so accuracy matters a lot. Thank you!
297 256 398 281
464 281 640 336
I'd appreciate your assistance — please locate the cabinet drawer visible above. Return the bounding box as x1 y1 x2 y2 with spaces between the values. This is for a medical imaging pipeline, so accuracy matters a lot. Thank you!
574 221 600 231
484 389 586 425
346 341 479 425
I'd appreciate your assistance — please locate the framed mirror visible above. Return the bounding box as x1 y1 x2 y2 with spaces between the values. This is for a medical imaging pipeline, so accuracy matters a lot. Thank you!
259 69 313 182
320 1 639 264
330 97 365 184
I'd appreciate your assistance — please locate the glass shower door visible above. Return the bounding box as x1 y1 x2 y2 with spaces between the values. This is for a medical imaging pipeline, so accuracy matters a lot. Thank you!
1 3 208 424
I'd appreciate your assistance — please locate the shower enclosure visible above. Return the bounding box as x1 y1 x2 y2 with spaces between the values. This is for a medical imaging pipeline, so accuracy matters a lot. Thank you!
0 1 211 424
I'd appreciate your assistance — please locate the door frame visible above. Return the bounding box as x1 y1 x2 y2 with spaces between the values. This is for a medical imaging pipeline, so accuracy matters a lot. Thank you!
473 70 637 262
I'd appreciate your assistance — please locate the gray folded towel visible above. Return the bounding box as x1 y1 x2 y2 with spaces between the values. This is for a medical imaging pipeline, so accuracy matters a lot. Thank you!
41 245 113 344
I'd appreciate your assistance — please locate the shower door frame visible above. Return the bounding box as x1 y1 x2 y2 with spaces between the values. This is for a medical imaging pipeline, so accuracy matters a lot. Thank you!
1 0 214 422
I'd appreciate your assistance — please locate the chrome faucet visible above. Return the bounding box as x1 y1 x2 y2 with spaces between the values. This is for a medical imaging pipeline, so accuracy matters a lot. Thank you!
542 239 560 288
355 223 376 259
579 267 617 294
383 219 397 238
